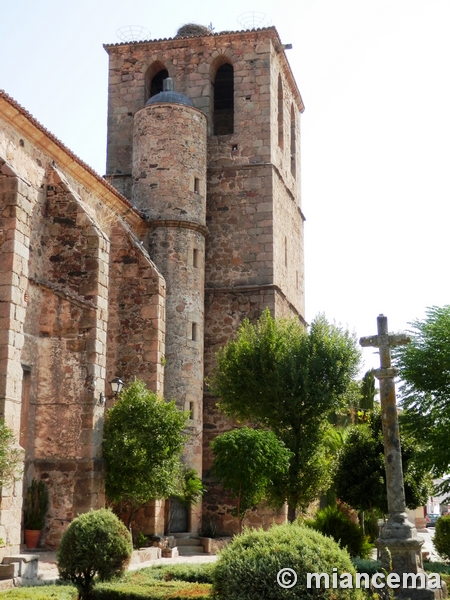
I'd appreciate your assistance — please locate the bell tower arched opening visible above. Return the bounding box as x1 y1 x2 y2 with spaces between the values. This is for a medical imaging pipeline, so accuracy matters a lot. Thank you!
144 62 169 102
213 63 234 135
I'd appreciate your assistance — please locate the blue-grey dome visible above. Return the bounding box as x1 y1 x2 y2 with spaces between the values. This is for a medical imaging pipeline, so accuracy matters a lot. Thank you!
146 77 194 107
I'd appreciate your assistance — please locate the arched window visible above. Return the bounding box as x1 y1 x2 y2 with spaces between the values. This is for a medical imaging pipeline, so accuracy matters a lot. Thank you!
145 63 169 101
150 69 168 98
214 63 234 135
278 75 284 149
290 105 296 178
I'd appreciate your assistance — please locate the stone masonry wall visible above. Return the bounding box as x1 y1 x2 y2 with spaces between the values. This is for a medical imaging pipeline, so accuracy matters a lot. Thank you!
106 225 165 397
273 170 305 318
205 164 274 288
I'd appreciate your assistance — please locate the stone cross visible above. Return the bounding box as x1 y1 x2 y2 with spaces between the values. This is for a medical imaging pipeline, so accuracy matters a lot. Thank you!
360 314 410 515
360 315 447 599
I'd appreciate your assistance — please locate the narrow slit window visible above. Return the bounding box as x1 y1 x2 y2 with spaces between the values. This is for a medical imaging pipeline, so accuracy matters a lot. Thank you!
285 237 288 267
189 402 195 419
214 63 234 135
194 178 200 194
193 249 199 268
278 75 284 149
296 270 299 290
192 322 198 341
291 105 296 178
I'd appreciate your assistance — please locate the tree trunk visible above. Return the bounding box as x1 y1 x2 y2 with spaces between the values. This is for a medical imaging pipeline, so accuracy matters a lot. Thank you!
287 504 296 523
238 484 242 534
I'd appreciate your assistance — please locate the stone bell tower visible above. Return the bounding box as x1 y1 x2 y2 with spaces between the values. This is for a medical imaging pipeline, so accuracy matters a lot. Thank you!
105 23 305 534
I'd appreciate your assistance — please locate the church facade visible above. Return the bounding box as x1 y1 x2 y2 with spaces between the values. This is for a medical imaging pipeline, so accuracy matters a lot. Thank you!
0 23 305 554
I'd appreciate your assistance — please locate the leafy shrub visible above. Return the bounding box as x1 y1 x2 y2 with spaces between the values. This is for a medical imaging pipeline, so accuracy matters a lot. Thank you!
424 561 450 574
351 559 382 577
57 508 132 600
212 522 363 599
92 581 211 599
0 420 22 488
306 505 373 558
135 531 147 549
148 563 215 583
433 516 450 562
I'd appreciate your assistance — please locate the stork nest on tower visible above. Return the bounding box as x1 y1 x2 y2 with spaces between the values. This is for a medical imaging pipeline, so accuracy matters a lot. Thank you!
176 23 212 38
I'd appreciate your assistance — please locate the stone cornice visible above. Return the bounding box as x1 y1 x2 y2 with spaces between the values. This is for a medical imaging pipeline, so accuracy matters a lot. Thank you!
104 26 280 49
205 283 306 325
148 219 208 236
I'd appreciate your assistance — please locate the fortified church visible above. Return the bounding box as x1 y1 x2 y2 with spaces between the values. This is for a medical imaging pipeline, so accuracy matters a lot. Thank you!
0 22 305 554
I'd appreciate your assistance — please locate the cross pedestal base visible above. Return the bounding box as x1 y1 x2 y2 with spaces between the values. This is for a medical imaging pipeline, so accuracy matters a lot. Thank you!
376 512 447 599
378 511 423 573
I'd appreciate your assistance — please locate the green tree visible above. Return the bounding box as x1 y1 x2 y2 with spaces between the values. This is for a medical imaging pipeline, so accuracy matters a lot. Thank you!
210 427 292 532
394 305 450 496
334 410 432 516
209 309 361 520
433 515 450 562
167 467 205 534
0 420 22 487
102 379 188 526
360 369 377 411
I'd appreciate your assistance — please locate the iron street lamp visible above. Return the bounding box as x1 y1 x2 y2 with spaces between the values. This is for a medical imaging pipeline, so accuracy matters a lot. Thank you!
99 377 125 405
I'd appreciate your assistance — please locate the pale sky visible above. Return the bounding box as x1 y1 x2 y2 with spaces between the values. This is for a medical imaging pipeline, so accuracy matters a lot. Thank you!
1 0 449 373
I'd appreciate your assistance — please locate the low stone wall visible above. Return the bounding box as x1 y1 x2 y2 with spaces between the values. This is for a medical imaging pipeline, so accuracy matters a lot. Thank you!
199 536 232 555
130 547 161 565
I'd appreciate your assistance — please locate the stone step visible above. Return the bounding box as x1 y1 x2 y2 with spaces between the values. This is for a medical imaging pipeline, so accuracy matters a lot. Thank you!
176 538 202 547
173 532 198 539
0 563 18 580
2 555 38 580
177 545 205 555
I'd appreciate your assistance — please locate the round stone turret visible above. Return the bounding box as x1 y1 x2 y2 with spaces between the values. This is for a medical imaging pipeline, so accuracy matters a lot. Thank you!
132 81 206 224
132 84 207 533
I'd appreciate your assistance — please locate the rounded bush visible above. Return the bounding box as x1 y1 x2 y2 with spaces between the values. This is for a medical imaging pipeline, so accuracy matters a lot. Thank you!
305 505 372 558
433 515 450 561
57 508 132 599
212 522 363 599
